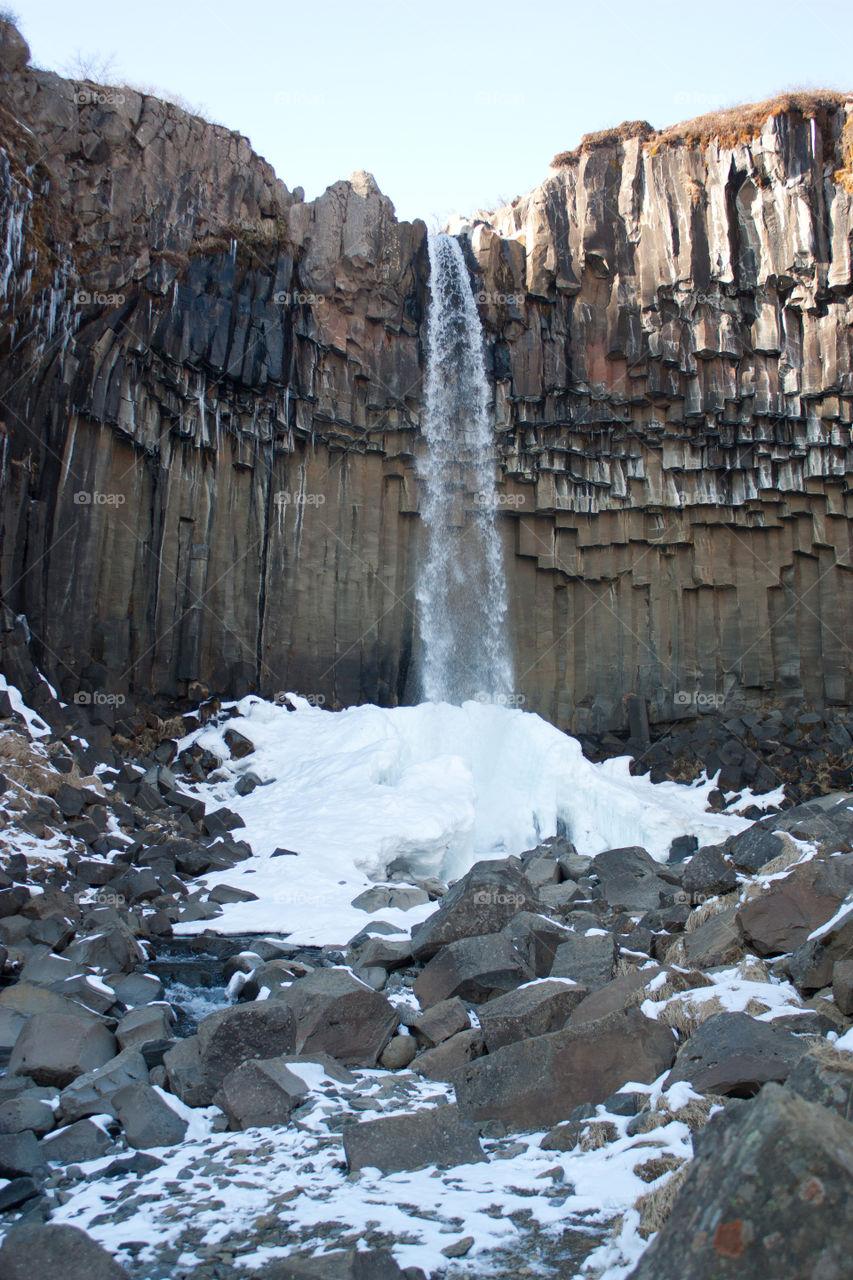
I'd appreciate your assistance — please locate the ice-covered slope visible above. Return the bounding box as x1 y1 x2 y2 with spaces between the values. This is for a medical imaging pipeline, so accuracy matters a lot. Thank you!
175 697 754 944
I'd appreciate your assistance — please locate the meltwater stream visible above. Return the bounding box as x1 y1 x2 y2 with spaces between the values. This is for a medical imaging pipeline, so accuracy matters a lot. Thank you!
416 234 513 704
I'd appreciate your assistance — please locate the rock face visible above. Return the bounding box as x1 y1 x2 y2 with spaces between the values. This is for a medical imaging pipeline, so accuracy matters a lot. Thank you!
0 38 851 730
626 1083 853 1280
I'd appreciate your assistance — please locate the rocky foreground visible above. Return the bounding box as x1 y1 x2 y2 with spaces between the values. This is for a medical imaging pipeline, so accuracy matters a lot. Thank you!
0 665 851 1278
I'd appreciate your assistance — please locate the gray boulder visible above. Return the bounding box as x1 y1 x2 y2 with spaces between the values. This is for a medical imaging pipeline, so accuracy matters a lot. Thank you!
501 912 574 977
785 1042 853 1119
0 1130 47 1178
214 1058 309 1129
8 1014 117 1087
414 933 533 1007
411 997 470 1047
626 1083 853 1280
271 968 397 1066
664 1011 808 1095
115 1005 174 1052
682 906 744 968
58 1048 149 1122
0 1088 56 1135
569 966 661 1027
41 1117 114 1164
549 930 616 990
725 826 784 873
682 845 738 899
410 860 538 961
0 1223 130 1279
111 1083 188 1149
343 1104 485 1173
196 1002 297 1091
454 1008 676 1130
163 1035 209 1106
478 979 588 1051
411 1030 486 1081
591 846 673 911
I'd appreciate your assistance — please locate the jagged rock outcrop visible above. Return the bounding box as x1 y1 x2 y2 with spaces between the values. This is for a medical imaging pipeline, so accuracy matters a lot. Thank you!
0 21 851 732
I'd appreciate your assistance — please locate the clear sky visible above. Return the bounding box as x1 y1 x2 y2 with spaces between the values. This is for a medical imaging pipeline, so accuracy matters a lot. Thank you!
14 0 853 226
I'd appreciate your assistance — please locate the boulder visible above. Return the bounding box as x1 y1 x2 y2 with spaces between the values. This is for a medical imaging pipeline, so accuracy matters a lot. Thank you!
664 1011 808 1096
111 1083 188 1149
270 968 397 1066
214 1058 309 1129
414 934 534 1007
478 979 587 1051
343 1104 485 1173
591 846 672 911
682 846 737 899
0 1223 130 1279
115 1005 174 1052
58 1048 149 1122
411 997 470 1047
833 958 853 1015
0 1088 56 1135
41 1117 114 1163
411 1030 485 1081
410 861 539 961
454 1008 676 1130
682 906 743 968
736 861 850 956
626 1084 853 1280
725 826 784 873
785 1042 853 1119
8 1014 117 1087
569 967 661 1027
196 1002 297 1091
501 912 573 977
62 924 145 974
163 1035 208 1106
379 1035 418 1070
0 1130 47 1178
549 931 616 990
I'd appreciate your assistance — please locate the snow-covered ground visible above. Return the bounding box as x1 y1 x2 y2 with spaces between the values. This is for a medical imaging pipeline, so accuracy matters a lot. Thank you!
48 1063 702 1280
175 696 754 945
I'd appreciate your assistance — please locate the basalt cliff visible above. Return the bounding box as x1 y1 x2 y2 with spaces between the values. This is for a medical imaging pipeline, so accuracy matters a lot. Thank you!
0 20 851 736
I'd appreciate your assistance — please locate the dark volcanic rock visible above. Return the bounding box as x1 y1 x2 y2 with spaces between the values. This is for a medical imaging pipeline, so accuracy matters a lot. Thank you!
785 1042 853 1120
453 1008 676 1130
111 1083 188 1149
410 861 539 961
270 968 397 1066
0 1223 130 1279
626 1083 853 1280
8 1014 117 1087
214 1057 309 1129
664 1011 808 1096
478 979 588 1051
413 934 534 1007
196 1002 297 1091
591 846 672 911
343 1104 485 1174
549 930 616 990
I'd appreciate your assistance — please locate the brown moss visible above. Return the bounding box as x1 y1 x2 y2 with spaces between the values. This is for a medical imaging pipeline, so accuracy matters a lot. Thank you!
552 90 851 168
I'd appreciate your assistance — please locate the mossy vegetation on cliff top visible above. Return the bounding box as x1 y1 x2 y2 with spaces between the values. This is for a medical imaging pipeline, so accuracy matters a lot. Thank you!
552 90 851 167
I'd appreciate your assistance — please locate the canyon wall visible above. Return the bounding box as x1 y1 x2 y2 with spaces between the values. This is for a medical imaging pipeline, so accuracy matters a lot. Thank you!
0 21 851 732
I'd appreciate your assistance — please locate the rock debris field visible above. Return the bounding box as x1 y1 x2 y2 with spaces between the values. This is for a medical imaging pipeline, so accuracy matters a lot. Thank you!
0 680 851 1280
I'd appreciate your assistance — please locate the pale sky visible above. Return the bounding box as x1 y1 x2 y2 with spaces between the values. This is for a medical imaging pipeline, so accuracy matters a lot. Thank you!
15 0 853 225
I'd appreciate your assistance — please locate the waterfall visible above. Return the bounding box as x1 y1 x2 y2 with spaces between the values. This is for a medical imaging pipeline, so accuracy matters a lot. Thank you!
416 233 514 705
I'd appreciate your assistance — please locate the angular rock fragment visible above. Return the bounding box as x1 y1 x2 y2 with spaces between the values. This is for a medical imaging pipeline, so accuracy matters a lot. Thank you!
343 1103 485 1173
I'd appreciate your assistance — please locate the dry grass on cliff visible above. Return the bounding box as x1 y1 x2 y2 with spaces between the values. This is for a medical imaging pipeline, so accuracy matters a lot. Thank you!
552 90 851 166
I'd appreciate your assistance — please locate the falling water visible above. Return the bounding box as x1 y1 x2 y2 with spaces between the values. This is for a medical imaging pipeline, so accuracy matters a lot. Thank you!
416 234 513 704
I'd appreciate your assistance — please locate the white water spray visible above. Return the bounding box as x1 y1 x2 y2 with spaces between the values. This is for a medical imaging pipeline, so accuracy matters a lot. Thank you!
416 234 513 704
